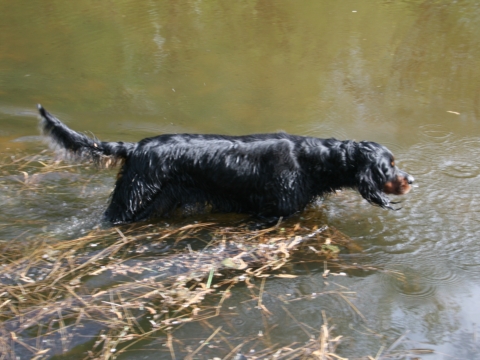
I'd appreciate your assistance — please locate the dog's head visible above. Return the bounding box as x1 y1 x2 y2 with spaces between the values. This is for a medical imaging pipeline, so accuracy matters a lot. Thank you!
354 141 414 209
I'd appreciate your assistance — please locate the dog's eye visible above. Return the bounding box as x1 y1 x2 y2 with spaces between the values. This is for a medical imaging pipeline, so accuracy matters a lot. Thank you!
391 161 395 167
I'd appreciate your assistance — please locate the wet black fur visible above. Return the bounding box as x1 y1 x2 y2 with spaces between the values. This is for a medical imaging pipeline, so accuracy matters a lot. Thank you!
38 105 413 224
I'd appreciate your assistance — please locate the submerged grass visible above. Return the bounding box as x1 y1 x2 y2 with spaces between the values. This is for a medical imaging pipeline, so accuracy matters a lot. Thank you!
0 151 425 359
0 220 350 359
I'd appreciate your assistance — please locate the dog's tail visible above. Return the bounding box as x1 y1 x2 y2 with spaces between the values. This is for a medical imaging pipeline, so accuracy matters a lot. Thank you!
38 104 135 166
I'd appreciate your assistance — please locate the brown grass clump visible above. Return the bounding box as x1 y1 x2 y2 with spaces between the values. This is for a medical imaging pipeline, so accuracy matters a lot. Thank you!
0 220 337 358
0 220 417 360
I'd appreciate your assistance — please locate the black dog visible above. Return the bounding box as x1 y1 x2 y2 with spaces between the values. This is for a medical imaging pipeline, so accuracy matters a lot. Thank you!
38 105 414 224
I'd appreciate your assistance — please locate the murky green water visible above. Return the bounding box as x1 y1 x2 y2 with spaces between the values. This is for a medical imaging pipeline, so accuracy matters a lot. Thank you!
2 0 480 358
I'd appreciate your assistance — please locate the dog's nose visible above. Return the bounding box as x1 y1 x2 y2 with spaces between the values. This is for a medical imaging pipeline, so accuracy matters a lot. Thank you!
407 175 415 184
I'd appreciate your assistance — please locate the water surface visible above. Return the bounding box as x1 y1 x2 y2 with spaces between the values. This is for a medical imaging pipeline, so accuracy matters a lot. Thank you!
1 0 480 358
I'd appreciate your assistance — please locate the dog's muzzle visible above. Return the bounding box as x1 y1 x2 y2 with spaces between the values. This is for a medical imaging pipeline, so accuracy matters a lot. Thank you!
384 171 414 195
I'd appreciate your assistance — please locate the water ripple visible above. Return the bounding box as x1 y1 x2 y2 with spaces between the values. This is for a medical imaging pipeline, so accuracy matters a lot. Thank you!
387 270 437 300
420 262 459 286
399 156 434 176
418 124 454 143
440 161 480 179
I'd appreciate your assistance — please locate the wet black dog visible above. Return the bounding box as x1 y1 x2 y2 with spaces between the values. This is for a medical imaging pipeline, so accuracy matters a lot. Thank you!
38 105 414 224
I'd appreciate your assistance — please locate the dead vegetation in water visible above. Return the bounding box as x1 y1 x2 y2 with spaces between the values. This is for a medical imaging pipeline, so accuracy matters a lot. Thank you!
0 149 83 178
0 151 427 359
0 220 416 360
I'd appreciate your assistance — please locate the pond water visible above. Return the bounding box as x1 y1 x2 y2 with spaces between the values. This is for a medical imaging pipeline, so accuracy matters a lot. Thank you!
1 0 480 358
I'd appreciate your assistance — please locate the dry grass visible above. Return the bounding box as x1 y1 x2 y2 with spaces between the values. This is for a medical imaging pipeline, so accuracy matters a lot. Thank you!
0 220 344 358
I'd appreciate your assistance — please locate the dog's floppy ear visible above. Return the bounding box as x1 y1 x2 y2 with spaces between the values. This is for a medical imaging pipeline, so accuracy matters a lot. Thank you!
356 165 391 208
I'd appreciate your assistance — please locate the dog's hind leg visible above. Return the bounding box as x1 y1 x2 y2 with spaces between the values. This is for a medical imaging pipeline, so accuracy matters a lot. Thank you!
103 167 162 224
